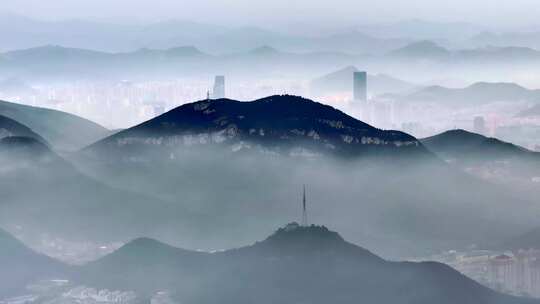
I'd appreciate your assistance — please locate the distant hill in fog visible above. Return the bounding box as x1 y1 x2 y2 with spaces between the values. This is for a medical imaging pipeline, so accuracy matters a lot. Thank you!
387 41 540 64
397 82 540 106
421 129 540 191
0 99 109 151
0 45 360 81
310 65 418 96
76 224 536 304
421 129 538 161
500 226 540 251
468 31 540 50
0 227 66 297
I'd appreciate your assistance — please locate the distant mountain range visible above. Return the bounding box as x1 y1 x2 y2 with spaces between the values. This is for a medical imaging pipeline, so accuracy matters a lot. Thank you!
72 224 536 304
310 65 418 96
0 99 109 151
468 31 540 50
0 13 413 54
3 40 540 83
0 45 361 81
387 40 540 64
393 82 540 106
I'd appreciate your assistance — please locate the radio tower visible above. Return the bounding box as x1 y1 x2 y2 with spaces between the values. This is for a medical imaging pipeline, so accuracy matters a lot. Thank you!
302 185 308 226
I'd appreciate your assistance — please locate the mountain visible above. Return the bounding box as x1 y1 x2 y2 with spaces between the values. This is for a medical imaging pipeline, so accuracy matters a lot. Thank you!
500 226 540 251
0 44 358 81
421 129 540 190
0 115 48 144
469 31 540 50
77 224 537 304
0 228 67 297
85 95 427 159
388 41 540 64
421 129 537 161
0 13 408 54
310 65 417 96
358 19 485 41
400 82 540 106
388 40 451 61
0 99 109 151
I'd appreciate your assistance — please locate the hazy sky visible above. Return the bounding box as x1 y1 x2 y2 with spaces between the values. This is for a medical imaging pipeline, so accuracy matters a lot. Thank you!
2 0 540 29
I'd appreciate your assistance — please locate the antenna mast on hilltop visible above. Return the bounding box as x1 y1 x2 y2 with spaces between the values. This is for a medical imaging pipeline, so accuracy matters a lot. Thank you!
302 185 308 226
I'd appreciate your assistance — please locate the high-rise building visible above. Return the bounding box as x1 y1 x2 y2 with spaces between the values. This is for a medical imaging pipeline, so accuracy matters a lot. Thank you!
213 75 225 99
473 116 486 135
353 71 367 102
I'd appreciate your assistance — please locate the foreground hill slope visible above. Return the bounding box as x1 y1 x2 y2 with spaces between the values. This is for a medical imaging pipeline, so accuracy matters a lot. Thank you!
0 99 109 151
0 228 67 297
78 224 538 304
0 136 194 242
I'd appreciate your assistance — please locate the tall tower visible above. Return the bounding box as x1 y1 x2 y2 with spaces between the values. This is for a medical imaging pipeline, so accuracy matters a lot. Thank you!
302 185 308 227
353 71 367 102
213 75 225 99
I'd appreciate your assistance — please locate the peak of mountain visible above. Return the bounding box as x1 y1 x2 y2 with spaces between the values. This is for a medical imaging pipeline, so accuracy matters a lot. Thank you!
422 129 535 161
249 45 280 55
0 99 109 151
389 40 450 59
87 95 426 159
4 45 108 61
466 81 529 93
76 224 536 304
132 46 207 57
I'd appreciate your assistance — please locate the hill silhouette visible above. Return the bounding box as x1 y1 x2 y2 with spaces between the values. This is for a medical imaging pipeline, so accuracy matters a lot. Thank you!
401 82 540 106
0 114 48 145
421 129 536 161
0 99 109 151
77 223 538 304
86 95 427 159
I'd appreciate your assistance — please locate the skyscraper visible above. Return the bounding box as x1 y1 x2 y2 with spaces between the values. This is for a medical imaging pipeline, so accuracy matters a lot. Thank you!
302 185 308 227
353 71 367 102
473 116 486 135
213 75 225 99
